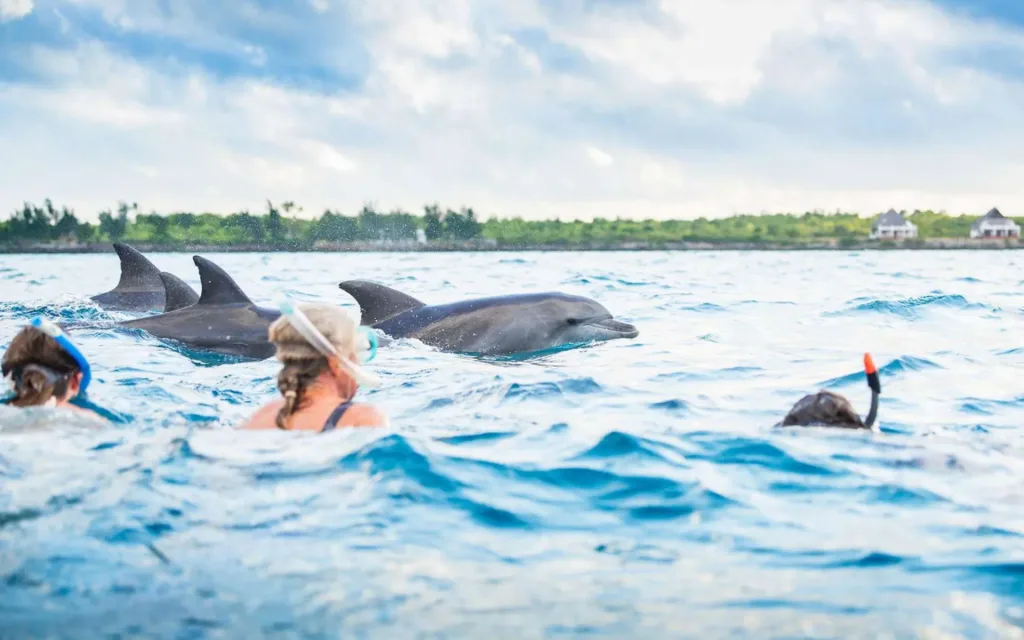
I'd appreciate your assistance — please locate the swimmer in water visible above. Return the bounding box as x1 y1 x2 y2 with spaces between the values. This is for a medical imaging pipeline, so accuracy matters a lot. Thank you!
779 353 881 430
1 317 102 419
242 303 387 431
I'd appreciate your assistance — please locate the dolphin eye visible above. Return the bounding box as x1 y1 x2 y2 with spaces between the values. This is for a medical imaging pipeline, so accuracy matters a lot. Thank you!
567 318 581 325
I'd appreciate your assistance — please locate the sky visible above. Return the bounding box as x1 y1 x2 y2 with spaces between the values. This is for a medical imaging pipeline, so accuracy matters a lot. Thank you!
2 0 1024 221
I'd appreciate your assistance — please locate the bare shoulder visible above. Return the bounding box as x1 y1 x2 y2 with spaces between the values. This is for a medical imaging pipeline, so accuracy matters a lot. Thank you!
240 399 285 430
67 403 104 421
341 403 389 428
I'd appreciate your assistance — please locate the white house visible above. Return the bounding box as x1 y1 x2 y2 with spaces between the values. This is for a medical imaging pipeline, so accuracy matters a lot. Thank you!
970 208 1020 239
870 209 918 240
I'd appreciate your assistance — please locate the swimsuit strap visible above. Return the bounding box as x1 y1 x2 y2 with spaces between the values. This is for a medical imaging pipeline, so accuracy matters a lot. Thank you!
322 401 353 432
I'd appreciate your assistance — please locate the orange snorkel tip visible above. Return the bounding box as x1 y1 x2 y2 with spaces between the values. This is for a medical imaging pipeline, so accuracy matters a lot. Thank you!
863 353 877 375
864 352 881 393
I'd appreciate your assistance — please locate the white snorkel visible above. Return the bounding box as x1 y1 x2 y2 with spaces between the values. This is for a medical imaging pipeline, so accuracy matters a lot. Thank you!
278 301 381 388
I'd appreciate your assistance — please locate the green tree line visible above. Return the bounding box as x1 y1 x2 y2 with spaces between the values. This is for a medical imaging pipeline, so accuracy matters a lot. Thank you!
1 201 1018 248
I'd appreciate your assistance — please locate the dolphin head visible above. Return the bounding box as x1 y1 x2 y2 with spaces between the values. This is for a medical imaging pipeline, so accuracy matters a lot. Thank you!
543 294 639 347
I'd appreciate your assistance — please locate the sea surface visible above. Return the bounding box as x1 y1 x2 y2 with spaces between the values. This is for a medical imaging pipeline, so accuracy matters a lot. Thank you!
0 250 1023 639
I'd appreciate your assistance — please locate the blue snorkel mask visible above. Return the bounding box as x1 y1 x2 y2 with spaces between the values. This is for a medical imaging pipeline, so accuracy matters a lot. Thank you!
28 317 92 394
0 317 127 422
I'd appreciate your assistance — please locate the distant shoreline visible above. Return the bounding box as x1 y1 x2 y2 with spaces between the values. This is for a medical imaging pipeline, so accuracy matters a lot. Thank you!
0 239 1021 253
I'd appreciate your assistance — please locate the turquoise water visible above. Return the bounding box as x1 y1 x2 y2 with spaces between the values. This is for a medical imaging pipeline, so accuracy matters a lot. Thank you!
1 250 1023 638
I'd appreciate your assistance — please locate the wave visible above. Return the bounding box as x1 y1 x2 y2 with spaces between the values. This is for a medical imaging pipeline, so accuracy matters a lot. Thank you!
681 302 728 313
500 377 603 403
683 433 843 476
957 396 1024 415
825 294 990 318
307 434 739 527
562 273 658 287
652 366 764 383
821 355 941 387
0 301 113 323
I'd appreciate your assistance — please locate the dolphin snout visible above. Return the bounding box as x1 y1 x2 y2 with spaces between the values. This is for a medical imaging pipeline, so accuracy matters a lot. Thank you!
587 317 639 339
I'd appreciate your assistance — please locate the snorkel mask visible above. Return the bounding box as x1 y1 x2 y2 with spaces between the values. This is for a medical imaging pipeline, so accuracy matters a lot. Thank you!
0 317 127 422
279 302 381 388
7 317 93 394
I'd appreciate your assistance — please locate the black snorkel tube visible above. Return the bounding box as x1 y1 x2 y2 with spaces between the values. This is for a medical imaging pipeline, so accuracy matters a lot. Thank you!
863 353 881 429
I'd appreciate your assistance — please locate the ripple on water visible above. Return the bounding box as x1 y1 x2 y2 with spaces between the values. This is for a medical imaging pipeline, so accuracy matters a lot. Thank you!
821 355 942 387
500 377 603 403
826 293 991 318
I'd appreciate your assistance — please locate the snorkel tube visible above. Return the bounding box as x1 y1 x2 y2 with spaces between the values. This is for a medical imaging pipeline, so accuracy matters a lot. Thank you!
863 353 881 429
278 301 381 388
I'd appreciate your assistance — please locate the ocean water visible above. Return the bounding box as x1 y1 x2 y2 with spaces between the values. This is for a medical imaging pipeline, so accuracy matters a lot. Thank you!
0 250 1023 639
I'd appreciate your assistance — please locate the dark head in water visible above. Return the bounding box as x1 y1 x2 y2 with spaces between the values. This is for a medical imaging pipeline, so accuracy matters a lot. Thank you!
338 280 639 356
90 243 200 313
1 324 86 409
118 256 281 359
780 353 881 429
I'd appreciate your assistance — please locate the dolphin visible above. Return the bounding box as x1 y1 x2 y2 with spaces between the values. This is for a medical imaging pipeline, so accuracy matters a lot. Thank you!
90 242 200 313
159 272 200 312
90 243 167 312
119 257 281 359
338 280 639 356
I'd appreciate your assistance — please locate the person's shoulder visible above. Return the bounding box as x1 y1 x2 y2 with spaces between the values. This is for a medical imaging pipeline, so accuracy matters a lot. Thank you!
342 403 388 428
240 399 286 430
64 403 108 425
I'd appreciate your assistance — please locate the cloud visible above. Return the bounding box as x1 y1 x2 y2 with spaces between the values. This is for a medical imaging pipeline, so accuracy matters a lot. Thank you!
0 0 32 22
586 146 613 167
3 0 1024 221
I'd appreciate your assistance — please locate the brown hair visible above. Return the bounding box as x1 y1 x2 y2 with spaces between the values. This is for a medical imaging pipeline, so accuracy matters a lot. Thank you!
1 326 81 408
267 305 360 430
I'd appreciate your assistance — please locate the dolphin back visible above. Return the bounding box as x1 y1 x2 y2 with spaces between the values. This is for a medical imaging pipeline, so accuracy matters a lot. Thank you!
109 243 163 293
195 256 254 305
339 280 426 325
116 256 278 360
160 272 200 312
90 242 166 311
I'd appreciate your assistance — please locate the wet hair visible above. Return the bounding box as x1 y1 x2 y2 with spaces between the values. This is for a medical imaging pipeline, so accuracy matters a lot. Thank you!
267 304 360 430
780 390 865 428
1 326 81 408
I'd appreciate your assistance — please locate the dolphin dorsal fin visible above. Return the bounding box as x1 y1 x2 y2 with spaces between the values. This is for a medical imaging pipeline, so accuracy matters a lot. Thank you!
159 272 200 312
194 256 253 305
339 280 425 325
113 242 162 292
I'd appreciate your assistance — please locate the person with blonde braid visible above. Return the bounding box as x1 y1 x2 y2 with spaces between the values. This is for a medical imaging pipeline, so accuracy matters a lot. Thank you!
242 303 387 431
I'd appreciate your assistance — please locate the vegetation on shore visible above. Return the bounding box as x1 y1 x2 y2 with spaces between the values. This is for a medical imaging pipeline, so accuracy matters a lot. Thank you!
2 200 1020 249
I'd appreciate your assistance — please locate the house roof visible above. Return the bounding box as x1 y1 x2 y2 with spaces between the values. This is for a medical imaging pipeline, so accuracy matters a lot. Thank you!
972 208 1019 229
873 209 913 228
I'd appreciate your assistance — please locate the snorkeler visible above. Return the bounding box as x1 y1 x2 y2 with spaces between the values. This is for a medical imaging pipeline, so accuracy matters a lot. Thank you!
242 303 387 431
1 317 103 419
779 353 881 429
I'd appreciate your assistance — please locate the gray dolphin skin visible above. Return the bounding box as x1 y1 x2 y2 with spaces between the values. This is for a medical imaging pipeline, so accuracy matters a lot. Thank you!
159 272 200 312
90 243 167 312
338 280 639 356
119 256 281 359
